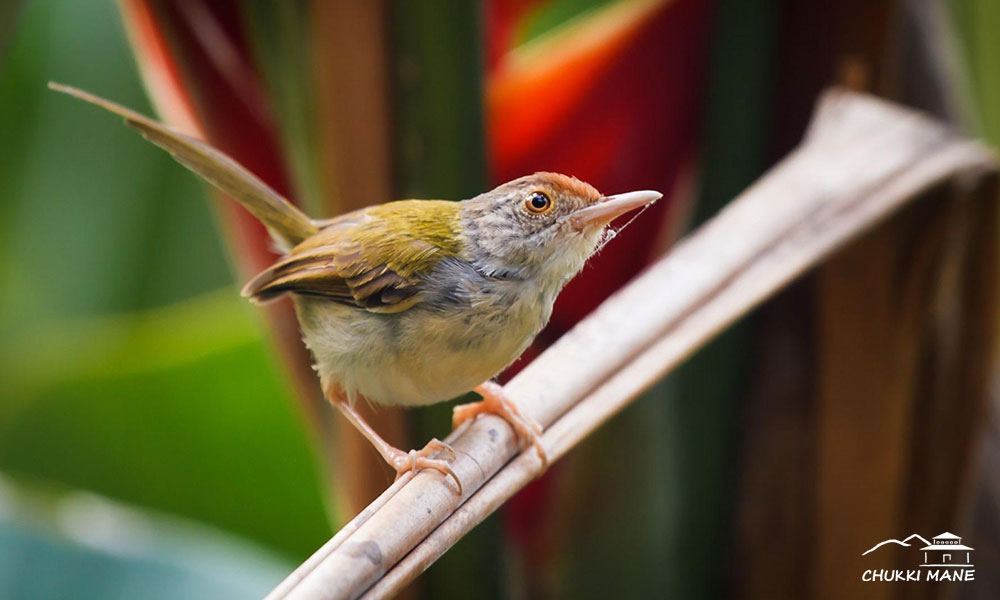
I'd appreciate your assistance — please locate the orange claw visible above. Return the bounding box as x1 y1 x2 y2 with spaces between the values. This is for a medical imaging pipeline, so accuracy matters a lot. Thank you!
453 381 549 468
387 438 462 494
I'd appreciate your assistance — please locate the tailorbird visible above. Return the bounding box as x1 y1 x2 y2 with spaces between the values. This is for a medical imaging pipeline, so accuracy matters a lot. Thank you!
51 82 661 493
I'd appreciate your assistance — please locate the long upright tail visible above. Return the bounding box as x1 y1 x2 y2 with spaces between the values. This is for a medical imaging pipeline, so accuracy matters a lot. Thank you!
49 82 318 249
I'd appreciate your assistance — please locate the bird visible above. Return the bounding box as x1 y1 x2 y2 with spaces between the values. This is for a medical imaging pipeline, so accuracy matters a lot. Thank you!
50 82 661 494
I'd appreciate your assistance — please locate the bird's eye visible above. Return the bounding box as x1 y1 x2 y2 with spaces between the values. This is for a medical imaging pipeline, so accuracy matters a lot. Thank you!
524 191 552 214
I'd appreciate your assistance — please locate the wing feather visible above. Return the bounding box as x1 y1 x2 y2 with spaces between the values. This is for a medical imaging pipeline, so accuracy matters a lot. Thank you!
242 200 463 313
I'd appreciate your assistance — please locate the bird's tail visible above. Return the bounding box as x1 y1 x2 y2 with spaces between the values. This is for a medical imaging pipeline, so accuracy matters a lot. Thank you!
49 82 318 249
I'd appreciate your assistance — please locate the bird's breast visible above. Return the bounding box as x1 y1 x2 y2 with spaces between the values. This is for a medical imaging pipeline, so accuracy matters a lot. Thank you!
294 278 554 408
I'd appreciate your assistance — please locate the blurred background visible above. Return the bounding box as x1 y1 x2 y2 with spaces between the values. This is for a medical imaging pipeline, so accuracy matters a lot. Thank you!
0 0 997 598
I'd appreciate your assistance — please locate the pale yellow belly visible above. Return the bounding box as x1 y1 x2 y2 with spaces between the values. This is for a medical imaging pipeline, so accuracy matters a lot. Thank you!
293 296 544 406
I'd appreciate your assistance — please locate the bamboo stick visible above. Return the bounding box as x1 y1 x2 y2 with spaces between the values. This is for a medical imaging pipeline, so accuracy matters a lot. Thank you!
265 89 996 600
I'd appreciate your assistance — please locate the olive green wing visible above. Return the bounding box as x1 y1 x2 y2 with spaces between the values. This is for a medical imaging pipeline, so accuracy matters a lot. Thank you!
241 201 463 313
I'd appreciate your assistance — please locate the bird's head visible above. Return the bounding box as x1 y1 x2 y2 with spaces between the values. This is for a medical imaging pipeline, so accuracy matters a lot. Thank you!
460 172 661 287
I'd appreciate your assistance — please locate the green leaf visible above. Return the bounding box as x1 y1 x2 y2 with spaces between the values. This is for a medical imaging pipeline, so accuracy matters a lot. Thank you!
0 293 331 558
0 0 330 561
390 0 488 200
950 0 1000 147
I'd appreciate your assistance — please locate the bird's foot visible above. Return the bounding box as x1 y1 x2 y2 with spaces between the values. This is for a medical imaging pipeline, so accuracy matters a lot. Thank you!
453 382 548 469
386 438 462 494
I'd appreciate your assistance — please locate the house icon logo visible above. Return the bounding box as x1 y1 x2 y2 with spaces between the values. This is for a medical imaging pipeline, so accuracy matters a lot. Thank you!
861 532 975 582
919 532 973 568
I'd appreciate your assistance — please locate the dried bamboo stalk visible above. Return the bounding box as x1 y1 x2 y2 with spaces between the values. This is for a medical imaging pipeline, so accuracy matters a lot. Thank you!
266 89 996 600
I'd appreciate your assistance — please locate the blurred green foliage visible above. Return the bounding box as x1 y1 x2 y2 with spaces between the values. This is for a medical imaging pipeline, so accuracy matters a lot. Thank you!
391 1 487 201
951 0 1000 149
517 0 617 44
0 0 331 584
244 1 325 217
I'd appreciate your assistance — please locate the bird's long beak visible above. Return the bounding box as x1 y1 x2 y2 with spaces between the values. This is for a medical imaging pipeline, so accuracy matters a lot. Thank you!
568 190 662 231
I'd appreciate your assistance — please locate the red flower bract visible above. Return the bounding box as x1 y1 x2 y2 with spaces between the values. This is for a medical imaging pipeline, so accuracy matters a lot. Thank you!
489 0 711 363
